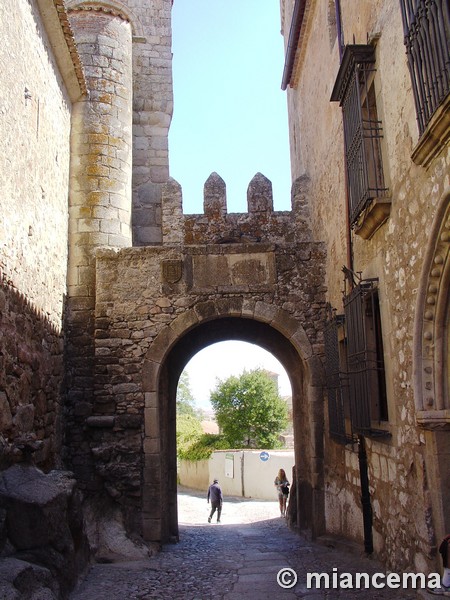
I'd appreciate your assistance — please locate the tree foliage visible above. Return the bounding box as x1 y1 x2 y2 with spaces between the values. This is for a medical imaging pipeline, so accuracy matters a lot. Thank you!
176 370 205 458
210 368 288 449
177 432 230 461
176 414 204 457
176 370 198 417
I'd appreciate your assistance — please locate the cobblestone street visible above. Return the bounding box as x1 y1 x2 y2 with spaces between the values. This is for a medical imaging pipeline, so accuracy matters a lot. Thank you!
70 487 428 599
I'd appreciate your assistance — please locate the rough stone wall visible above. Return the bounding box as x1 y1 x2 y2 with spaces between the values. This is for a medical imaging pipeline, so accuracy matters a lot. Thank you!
282 0 449 572
162 172 314 246
0 0 75 469
85 178 327 536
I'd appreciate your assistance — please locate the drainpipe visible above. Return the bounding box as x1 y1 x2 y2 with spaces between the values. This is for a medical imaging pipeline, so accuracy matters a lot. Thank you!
358 436 374 554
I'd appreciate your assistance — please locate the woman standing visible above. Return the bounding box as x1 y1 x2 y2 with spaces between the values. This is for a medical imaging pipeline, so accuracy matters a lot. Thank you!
274 468 290 517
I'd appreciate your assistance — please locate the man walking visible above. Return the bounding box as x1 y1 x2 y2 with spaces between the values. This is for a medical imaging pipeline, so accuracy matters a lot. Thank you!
207 478 223 523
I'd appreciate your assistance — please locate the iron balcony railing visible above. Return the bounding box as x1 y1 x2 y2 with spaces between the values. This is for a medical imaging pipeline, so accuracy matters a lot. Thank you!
400 0 450 134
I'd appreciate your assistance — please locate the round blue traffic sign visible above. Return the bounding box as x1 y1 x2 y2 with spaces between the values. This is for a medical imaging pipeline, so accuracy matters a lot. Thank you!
259 451 270 462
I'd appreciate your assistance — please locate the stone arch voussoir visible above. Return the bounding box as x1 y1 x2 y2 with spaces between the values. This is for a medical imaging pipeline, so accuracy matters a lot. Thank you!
144 299 322 393
414 187 450 427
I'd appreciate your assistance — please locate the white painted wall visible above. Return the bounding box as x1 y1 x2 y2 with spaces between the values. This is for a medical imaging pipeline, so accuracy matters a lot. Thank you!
179 450 295 501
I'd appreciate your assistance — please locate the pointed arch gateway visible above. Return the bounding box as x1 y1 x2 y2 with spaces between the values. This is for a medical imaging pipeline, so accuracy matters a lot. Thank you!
142 299 325 543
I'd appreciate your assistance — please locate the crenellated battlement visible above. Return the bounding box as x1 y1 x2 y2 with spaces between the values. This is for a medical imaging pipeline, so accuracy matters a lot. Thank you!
161 172 312 246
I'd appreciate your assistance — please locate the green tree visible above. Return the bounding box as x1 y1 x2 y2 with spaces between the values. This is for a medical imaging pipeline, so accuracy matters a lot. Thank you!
176 414 204 457
176 370 204 458
210 368 288 449
176 370 197 417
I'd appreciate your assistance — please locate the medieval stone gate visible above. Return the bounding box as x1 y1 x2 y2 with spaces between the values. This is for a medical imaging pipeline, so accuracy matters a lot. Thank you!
66 172 328 544
59 0 329 546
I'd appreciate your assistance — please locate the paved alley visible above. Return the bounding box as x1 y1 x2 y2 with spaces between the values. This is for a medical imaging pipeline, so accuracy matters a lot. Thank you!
70 487 428 599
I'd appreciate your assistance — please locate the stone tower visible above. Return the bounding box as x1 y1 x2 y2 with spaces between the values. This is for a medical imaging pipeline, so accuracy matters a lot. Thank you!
64 0 173 491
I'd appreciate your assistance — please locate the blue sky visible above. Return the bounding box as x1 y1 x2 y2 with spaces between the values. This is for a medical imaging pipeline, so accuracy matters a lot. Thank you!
169 2 293 408
169 0 292 214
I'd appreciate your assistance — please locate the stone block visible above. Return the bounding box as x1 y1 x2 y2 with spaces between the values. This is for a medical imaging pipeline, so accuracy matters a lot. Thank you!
86 416 115 428
147 326 176 363
116 414 142 429
0 393 12 431
247 172 273 212
169 310 199 337
142 518 161 541
141 361 159 393
0 466 89 595
144 408 159 439
143 437 160 454
194 300 219 320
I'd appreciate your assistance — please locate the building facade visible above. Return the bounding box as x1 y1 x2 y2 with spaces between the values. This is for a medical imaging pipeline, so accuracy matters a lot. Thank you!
280 0 449 572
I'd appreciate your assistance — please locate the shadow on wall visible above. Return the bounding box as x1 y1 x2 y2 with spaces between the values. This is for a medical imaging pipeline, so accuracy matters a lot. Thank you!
0 273 64 471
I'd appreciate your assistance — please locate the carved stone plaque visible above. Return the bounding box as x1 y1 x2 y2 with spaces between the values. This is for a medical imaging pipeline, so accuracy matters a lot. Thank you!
161 259 182 283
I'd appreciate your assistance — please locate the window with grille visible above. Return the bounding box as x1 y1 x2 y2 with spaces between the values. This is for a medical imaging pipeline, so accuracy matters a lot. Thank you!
331 45 389 230
324 308 353 444
399 0 450 135
343 279 389 434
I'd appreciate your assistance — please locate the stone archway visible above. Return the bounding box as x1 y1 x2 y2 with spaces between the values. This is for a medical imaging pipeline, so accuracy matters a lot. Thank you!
413 188 450 546
414 187 450 421
142 300 325 543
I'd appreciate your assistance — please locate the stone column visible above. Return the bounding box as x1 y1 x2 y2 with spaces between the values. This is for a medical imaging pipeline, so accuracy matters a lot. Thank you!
66 7 133 488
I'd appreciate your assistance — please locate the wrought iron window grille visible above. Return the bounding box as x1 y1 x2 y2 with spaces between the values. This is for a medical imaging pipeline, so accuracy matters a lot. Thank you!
331 45 389 227
343 278 390 437
324 304 355 445
399 0 450 135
